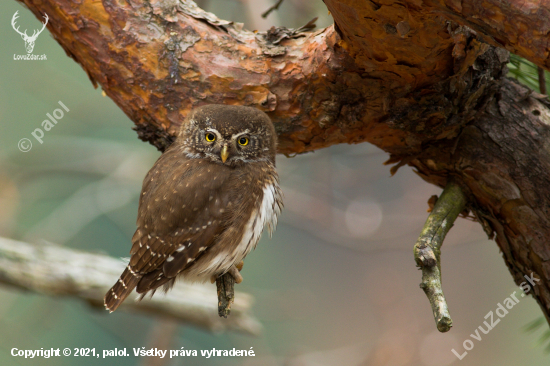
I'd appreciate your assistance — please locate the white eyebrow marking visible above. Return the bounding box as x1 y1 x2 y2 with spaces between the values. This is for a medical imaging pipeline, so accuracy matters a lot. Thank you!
204 128 222 141
232 129 251 139
205 128 221 135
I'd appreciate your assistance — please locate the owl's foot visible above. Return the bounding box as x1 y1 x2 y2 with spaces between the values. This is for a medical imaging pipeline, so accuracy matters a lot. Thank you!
228 261 244 284
235 260 244 271
210 261 244 284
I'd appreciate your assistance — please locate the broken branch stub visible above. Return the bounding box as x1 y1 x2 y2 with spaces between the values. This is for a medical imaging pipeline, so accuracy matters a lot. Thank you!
216 273 235 318
414 181 467 332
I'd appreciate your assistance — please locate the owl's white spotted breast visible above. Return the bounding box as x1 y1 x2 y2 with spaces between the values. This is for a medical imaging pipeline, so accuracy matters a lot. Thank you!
196 181 283 278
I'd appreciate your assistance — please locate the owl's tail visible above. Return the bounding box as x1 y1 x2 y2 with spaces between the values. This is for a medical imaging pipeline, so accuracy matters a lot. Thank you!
104 265 142 312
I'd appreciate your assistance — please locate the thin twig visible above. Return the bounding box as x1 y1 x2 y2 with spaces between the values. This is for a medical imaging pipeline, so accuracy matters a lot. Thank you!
538 67 547 95
413 180 467 332
0 236 261 335
261 0 284 18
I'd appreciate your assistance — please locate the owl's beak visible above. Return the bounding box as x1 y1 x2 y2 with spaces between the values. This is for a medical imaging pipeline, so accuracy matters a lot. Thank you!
220 145 229 163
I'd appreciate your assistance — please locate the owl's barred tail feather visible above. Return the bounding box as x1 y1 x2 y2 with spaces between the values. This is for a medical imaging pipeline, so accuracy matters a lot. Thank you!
104 265 142 312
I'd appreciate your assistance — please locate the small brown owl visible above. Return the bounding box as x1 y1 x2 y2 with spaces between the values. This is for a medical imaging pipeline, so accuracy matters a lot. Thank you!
104 105 283 312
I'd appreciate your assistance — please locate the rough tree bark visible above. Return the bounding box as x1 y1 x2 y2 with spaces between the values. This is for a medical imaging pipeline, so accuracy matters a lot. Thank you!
14 0 550 326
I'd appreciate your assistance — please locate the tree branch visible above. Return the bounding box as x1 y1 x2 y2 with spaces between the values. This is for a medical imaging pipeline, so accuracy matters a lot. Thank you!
216 273 235 318
0 236 261 335
261 0 284 18
414 181 467 332
420 0 550 71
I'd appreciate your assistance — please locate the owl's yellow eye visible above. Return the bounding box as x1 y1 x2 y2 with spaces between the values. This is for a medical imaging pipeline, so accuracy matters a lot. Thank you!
238 137 249 146
205 133 216 142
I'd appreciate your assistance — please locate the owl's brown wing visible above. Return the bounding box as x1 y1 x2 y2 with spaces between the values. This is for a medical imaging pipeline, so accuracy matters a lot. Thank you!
104 149 234 311
129 148 235 293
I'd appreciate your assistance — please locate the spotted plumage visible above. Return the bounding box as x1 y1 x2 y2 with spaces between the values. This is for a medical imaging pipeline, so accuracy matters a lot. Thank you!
104 105 283 312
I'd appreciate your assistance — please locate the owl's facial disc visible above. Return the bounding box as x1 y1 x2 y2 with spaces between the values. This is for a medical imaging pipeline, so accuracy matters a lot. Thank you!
180 104 276 166
200 127 258 165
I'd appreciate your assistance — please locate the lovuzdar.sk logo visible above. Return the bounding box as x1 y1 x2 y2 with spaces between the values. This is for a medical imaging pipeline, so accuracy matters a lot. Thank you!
12 10 48 61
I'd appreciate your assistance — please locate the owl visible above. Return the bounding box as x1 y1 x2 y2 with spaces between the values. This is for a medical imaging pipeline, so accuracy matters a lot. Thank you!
104 105 283 312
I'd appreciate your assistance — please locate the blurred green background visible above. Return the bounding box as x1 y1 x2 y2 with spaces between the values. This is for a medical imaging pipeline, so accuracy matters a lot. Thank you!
0 0 548 365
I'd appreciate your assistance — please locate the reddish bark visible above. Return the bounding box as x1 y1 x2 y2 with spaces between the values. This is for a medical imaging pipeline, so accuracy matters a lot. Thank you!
424 0 550 69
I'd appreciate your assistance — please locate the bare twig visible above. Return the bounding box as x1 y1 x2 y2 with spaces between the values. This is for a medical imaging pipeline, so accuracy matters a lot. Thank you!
0 237 261 335
261 0 284 18
413 181 467 332
538 67 547 95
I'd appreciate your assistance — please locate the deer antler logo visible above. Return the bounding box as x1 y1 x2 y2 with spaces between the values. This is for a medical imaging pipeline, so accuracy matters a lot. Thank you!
11 11 49 54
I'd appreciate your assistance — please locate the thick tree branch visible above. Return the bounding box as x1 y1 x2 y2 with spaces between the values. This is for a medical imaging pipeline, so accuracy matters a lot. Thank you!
324 0 550 73
414 181 467 332
421 0 550 71
0 237 261 335
19 0 473 156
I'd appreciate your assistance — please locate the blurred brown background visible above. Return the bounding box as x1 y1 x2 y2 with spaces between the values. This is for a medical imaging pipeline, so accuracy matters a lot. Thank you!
0 0 547 365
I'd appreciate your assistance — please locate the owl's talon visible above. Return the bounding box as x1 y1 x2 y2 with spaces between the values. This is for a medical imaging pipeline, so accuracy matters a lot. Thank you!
228 265 243 284
235 260 244 272
211 263 243 284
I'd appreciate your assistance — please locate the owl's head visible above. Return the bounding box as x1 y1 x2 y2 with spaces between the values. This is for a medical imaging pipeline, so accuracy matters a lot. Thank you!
178 105 277 165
